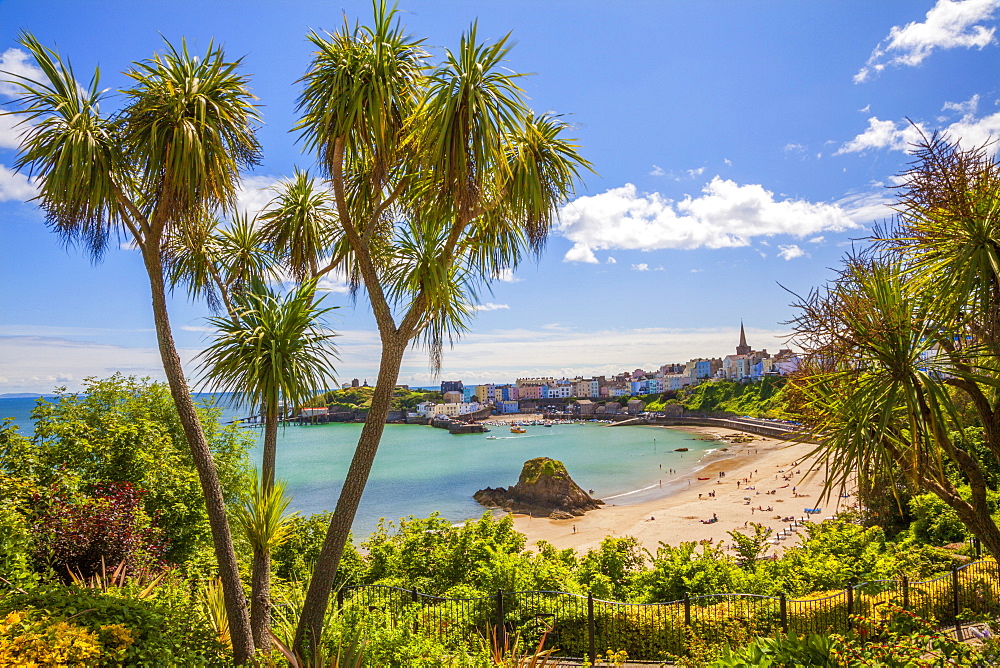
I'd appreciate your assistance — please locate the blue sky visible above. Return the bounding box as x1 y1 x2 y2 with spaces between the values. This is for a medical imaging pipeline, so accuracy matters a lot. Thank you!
1 0 998 394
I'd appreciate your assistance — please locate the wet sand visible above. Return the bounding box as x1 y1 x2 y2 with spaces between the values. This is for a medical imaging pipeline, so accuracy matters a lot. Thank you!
510 426 856 557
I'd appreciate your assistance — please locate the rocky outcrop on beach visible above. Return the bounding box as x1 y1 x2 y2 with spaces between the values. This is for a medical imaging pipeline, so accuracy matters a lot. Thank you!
474 457 603 519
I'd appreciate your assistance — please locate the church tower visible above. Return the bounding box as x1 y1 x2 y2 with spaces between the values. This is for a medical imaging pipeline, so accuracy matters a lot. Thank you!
736 321 751 355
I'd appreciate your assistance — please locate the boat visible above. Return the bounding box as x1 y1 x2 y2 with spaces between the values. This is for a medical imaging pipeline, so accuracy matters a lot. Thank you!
697 477 711 480
486 435 499 440
510 426 526 434
674 447 689 452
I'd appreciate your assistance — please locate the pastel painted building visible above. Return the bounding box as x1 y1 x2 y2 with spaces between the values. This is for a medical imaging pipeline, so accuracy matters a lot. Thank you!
519 384 543 400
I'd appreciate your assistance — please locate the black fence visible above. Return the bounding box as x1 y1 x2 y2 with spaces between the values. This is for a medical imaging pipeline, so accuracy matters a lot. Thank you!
335 558 1000 662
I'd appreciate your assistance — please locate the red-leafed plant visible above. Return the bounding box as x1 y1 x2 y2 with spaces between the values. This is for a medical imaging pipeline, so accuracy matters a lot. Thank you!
30 481 166 580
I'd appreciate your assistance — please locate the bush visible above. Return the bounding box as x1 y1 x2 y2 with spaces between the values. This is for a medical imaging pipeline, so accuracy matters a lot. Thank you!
2 375 253 565
29 481 165 580
0 586 228 665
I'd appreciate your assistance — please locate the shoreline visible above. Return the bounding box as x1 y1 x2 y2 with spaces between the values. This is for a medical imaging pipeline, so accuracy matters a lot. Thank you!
508 425 856 556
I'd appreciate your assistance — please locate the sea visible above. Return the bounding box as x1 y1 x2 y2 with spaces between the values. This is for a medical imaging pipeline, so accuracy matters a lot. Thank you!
1 395 717 538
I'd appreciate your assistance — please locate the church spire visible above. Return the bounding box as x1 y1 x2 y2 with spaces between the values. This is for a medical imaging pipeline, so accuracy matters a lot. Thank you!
736 321 751 355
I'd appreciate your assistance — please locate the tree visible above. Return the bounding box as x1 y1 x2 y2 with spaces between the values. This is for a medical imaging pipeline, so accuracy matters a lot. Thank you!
6 35 260 660
198 281 338 646
272 3 591 652
2 375 252 566
790 133 1000 562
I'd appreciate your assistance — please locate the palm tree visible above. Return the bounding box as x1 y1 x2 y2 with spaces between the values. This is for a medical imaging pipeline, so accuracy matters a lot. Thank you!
6 34 260 661
277 3 592 652
199 280 338 647
790 134 1000 561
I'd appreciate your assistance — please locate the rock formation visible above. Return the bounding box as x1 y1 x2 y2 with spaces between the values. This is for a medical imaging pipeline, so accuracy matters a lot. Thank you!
474 457 603 519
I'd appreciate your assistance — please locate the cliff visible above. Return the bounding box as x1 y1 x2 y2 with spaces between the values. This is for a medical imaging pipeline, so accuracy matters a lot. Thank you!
474 457 603 519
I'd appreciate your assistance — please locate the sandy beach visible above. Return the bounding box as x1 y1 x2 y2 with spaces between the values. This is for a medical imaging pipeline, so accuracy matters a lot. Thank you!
510 425 856 557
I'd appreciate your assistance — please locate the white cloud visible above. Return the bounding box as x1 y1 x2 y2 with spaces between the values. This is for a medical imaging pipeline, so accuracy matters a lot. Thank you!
235 174 287 217
473 302 510 312
557 179 858 261
859 104 871 113
836 117 927 154
0 48 48 98
562 242 599 264
394 325 796 386
0 164 38 202
649 165 666 177
723 158 733 167
855 0 999 83
777 244 807 261
943 93 981 114
687 166 705 177
0 112 28 150
493 268 521 283
838 108 1000 155
835 189 896 224
605 256 617 264
631 263 650 271
317 269 351 294
808 236 825 244
784 143 806 153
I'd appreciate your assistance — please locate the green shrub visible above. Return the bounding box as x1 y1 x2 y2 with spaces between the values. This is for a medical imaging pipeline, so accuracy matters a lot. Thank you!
0 585 228 665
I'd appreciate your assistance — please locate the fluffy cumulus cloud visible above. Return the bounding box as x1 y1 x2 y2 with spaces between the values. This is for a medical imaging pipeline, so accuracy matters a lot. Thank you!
0 164 38 202
855 0 999 83
777 244 807 261
837 97 1000 156
557 178 858 262
235 174 286 217
0 48 47 98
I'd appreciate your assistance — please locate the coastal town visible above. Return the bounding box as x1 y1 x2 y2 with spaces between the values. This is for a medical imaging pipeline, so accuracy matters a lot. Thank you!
302 324 801 422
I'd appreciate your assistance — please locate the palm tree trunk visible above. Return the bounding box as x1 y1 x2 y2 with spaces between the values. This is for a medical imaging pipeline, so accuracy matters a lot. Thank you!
143 248 256 663
251 403 280 647
293 335 407 656
250 547 272 650
263 404 279 490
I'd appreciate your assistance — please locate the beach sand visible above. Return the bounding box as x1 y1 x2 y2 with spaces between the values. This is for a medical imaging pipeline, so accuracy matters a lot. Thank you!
510 425 857 556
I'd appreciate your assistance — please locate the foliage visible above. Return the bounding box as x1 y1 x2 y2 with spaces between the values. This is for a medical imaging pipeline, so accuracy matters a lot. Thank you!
1 374 253 565
674 378 792 418
909 492 971 545
198 280 339 421
230 476 299 553
575 537 645 601
832 603 975 666
28 480 166 580
727 523 773 571
0 468 37 588
0 586 228 665
789 133 1000 563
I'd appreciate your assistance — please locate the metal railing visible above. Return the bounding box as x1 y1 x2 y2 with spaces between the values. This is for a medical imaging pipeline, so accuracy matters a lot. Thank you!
334 557 1000 662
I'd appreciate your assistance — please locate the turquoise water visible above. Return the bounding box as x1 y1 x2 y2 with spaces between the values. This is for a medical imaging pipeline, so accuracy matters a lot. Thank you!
247 421 714 537
1 397 715 537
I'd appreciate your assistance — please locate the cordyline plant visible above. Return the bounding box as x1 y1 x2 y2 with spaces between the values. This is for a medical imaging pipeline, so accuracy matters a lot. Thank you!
4 34 260 661
258 1 592 654
198 280 337 647
789 132 1000 561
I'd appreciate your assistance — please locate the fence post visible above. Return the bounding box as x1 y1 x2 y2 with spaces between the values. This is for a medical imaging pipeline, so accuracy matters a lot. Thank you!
684 592 691 627
902 576 909 611
336 587 345 609
587 592 597 665
412 588 419 633
974 536 982 559
846 582 854 631
952 565 962 639
779 593 787 634
495 589 506 656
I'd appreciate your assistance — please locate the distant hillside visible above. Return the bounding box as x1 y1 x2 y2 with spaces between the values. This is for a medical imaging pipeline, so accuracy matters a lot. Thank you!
644 378 794 419
315 386 443 412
